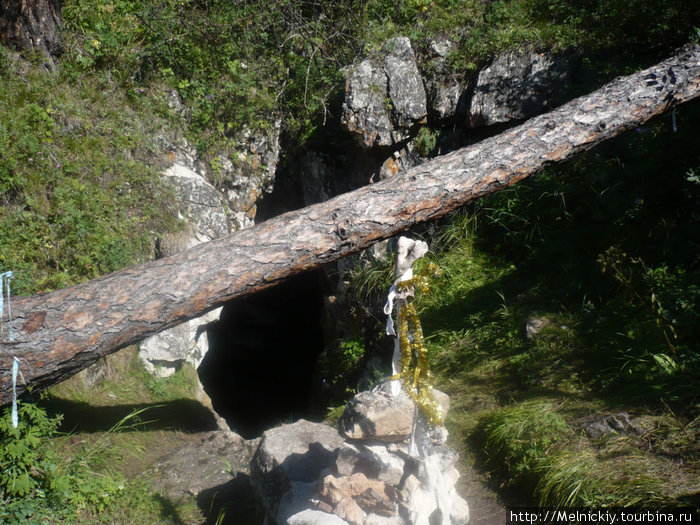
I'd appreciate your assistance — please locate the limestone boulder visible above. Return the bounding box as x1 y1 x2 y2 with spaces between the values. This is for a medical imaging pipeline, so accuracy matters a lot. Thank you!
140 113 281 379
342 37 427 148
469 50 575 127
151 430 262 523
162 163 232 244
424 38 467 123
215 120 282 229
251 419 345 523
339 381 415 442
139 162 231 377
138 307 222 377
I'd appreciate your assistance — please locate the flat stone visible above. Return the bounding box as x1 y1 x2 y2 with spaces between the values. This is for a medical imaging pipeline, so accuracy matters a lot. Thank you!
287 509 349 525
339 382 415 442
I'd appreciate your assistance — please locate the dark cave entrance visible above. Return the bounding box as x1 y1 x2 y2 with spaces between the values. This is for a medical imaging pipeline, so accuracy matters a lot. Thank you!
198 271 327 439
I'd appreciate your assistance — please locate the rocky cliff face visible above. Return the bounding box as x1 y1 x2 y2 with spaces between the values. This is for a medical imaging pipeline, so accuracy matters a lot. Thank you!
342 37 427 148
139 37 576 380
138 97 281 378
468 50 576 127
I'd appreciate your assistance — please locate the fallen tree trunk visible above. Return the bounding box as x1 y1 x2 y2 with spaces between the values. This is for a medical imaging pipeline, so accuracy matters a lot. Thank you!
2 45 699 406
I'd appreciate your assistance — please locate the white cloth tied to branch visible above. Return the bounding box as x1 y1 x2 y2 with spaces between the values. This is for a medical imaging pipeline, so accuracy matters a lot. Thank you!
384 237 428 397
383 237 452 525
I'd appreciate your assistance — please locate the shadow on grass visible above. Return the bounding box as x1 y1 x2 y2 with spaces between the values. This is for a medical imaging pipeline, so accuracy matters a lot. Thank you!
197 473 263 525
151 493 193 525
39 396 219 434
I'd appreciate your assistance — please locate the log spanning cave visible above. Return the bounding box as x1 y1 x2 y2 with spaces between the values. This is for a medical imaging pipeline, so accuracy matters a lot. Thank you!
1 45 699 405
198 271 327 438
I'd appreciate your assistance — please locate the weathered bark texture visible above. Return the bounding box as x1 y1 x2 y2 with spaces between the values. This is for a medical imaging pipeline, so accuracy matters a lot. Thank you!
0 0 62 58
1 45 699 406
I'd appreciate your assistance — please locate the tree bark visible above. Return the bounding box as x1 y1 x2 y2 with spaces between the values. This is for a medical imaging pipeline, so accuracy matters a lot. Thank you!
1 44 699 406
0 0 63 59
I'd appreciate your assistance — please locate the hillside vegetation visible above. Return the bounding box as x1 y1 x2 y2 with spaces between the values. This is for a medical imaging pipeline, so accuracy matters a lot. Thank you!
1 0 698 522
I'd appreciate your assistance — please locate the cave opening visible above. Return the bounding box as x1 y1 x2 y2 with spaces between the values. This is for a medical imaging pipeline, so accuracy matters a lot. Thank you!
198 270 328 439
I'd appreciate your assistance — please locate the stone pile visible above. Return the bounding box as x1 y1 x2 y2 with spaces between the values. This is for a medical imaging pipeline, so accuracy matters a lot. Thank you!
250 381 469 525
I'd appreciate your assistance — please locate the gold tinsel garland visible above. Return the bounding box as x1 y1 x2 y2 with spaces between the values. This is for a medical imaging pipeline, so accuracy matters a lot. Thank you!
391 268 443 426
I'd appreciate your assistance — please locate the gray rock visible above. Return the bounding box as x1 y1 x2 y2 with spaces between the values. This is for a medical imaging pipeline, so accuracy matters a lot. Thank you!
339 382 415 442
163 163 232 242
277 481 323 524
384 37 428 132
215 120 281 229
140 163 230 377
358 444 406 486
287 509 349 525
339 381 452 444
428 81 464 122
342 59 394 148
151 430 259 506
251 419 344 521
580 412 636 439
139 307 222 377
365 513 405 525
342 37 426 148
524 316 552 340
77 356 113 388
469 50 574 127
165 89 190 119
424 38 467 122
450 491 470 525
337 442 362 477
399 474 435 525
154 132 206 179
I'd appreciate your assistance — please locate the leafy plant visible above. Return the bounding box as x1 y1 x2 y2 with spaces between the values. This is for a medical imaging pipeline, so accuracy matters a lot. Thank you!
414 126 438 157
0 402 127 523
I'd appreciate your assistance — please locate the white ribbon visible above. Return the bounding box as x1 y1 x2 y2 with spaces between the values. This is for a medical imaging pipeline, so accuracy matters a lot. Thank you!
383 267 413 336
1 271 14 340
11 357 19 428
383 284 399 336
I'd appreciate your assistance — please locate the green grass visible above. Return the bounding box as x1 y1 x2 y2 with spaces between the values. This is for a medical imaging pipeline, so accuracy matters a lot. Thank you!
399 105 700 507
0 52 178 295
1 0 698 519
1 347 217 524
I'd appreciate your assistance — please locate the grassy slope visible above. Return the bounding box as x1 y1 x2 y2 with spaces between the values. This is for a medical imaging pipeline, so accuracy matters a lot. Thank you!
415 103 699 507
1 0 698 521
0 51 179 295
1 346 212 523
